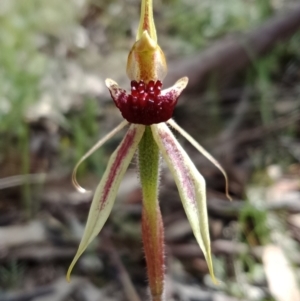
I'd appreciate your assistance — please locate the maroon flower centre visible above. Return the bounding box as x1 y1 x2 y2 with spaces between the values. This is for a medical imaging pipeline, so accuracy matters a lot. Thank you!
112 80 179 125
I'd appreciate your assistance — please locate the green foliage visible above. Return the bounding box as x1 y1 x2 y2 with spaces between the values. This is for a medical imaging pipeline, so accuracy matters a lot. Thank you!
0 261 25 290
60 98 105 178
0 0 107 216
240 202 270 246
0 0 80 136
166 0 273 50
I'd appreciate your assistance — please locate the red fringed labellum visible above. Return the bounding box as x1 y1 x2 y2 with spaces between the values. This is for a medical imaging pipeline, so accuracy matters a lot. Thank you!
106 78 188 125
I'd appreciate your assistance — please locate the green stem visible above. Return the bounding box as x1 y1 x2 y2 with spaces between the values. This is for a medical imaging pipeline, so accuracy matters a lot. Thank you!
139 126 160 210
139 126 165 301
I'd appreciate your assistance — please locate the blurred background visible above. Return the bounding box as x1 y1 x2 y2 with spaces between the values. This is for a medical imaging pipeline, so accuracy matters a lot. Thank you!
1 0 300 300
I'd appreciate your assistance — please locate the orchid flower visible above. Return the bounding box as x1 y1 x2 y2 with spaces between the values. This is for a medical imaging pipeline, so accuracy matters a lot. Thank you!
67 0 231 299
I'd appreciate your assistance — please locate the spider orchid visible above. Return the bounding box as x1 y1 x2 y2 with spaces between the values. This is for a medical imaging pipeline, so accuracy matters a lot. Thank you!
67 0 231 299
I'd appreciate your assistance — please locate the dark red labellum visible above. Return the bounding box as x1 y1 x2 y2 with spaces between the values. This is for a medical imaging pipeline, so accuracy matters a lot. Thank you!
109 80 179 125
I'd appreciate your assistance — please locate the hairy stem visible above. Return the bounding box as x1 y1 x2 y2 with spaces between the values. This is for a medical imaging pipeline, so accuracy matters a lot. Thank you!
139 126 165 301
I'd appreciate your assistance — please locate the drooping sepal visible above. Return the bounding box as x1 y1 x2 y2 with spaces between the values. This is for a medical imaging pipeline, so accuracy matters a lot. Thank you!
167 119 231 201
105 77 188 125
67 124 145 281
72 120 129 193
151 123 216 283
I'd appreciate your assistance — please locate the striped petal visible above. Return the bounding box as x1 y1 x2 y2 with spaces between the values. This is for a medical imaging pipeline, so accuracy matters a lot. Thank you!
67 124 145 281
151 123 216 283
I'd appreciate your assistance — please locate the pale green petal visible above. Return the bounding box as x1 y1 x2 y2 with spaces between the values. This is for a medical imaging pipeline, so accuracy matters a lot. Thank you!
72 120 129 193
167 118 231 201
67 124 145 281
151 123 216 283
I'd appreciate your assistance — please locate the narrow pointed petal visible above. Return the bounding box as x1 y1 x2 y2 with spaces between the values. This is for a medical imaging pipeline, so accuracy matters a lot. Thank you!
67 124 145 281
160 77 189 102
72 120 129 193
151 123 216 283
167 119 231 201
105 78 128 109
